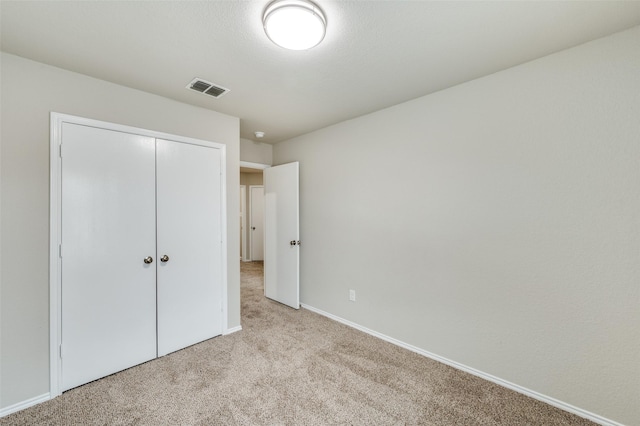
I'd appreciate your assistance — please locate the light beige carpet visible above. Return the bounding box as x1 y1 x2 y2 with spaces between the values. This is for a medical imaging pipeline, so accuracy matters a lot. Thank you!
2 261 593 425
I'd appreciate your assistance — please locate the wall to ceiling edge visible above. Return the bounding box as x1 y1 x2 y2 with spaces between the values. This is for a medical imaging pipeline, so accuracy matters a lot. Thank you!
273 26 640 425
0 52 241 410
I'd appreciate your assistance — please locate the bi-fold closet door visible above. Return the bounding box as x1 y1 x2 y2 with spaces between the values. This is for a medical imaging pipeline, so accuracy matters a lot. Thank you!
61 123 222 392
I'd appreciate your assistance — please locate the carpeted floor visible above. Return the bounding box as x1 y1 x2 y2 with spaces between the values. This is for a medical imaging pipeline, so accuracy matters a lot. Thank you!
2 261 594 425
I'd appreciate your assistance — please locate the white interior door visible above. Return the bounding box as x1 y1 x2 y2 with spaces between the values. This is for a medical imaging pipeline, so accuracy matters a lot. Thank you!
156 139 223 356
61 123 157 391
240 185 246 261
250 186 264 261
264 162 300 309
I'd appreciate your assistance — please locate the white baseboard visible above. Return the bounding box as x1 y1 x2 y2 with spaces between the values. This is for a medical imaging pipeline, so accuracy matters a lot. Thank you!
2 327 244 418
2 324 243 418
1 312 622 425
0 393 50 418
301 303 623 426
223 325 242 335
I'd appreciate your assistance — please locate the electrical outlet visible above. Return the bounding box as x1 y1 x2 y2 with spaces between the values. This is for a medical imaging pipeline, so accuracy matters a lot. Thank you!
349 289 356 302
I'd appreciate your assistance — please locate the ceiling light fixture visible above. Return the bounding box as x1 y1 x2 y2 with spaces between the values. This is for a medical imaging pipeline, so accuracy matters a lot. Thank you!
255 131 265 139
263 0 326 50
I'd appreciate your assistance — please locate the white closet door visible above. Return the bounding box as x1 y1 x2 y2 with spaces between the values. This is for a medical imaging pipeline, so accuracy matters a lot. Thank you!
61 123 157 391
156 139 223 356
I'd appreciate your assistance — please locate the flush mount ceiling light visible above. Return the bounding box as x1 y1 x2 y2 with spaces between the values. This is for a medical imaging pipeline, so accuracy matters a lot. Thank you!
263 0 326 50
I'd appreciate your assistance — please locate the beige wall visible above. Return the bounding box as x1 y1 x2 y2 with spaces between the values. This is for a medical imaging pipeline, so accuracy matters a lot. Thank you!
240 138 272 165
240 173 264 260
0 53 241 409
273 27 640 425
240 172 264 187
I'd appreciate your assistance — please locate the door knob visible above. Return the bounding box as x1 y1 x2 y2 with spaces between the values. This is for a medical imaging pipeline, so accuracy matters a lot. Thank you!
290 240 296 246
252 227 256 230
143 256 153 264
160 255 169 263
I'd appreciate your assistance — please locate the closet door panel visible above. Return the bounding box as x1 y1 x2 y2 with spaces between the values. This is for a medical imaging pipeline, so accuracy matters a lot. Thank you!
61 123 157 391
156 139 223 356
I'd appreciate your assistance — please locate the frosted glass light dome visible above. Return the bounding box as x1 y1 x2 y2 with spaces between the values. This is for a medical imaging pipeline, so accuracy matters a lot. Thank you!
263 0 326 50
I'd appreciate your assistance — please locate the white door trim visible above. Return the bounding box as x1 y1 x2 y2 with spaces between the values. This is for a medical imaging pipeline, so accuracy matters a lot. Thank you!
49 112 228 398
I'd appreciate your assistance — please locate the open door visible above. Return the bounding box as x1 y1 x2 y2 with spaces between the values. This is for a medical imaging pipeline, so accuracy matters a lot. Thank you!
264 162 299 309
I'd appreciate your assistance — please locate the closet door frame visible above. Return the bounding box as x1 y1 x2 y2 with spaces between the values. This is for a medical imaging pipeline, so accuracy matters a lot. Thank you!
49 112 228 398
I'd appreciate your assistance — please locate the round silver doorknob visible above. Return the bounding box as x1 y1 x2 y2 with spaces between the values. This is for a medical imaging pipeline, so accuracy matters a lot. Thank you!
160 255 169 263
144 256 153 264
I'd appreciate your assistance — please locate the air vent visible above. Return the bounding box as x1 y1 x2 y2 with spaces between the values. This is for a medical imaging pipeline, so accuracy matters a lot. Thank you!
186 78 230 99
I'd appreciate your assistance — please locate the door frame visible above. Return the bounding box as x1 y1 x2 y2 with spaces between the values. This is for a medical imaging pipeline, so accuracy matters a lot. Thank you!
240 185 247 261
249 185 265 261
240 161 270 263
49 112 228 398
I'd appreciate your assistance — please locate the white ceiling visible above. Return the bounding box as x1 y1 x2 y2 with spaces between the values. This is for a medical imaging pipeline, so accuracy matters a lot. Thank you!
2 1 639 144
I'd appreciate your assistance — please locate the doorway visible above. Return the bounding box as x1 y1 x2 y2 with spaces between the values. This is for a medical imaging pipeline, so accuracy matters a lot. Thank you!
239 161 300 310
240 162 268 323
240 163 266 261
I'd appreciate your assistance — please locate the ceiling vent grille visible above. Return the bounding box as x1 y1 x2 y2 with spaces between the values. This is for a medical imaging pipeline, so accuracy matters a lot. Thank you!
186 78 230 98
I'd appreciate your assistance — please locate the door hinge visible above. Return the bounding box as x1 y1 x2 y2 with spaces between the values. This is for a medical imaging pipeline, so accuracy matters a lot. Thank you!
59 244 62 258
59 144 62 158
59 344 63 359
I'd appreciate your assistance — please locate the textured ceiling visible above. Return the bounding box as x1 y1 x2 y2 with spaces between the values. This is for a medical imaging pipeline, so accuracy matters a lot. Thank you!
2 1 639 144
